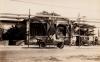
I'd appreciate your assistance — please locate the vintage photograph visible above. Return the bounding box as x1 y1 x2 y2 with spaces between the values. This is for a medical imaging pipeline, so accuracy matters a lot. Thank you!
0 0 100 62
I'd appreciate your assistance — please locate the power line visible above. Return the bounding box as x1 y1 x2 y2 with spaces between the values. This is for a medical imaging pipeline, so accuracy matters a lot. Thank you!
11 0 80 10
11 0 100 12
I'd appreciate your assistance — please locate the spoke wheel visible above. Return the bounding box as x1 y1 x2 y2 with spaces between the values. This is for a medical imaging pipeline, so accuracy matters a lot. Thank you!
57 42 64 49
40 42 46 48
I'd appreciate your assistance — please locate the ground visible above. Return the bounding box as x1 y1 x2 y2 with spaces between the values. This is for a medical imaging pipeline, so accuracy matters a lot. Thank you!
0 45 100 62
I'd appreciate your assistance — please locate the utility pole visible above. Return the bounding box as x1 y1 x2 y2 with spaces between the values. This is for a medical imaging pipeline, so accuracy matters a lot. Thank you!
26 9 31 47
77 13 81 46
98 28 99 37
68 20 72 46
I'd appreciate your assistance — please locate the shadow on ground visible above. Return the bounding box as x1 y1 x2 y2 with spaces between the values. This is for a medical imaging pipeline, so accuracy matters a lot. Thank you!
22 46 58 49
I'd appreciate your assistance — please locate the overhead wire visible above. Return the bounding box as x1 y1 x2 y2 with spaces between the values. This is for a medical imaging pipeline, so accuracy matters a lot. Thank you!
0 0 99 23
10 0 81 10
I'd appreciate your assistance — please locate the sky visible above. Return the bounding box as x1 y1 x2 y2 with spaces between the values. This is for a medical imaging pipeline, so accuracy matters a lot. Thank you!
0 0 100 34
0 0 100 18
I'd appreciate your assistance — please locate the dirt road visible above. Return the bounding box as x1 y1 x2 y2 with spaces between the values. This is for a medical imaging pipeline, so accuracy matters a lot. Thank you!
0 46 100 62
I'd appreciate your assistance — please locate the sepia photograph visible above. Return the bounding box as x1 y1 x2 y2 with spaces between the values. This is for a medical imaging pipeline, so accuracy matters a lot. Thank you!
0 0 100 62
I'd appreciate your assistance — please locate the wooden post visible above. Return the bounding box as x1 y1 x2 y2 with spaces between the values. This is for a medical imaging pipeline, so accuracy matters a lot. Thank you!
26 9 31 47
77 13 81 46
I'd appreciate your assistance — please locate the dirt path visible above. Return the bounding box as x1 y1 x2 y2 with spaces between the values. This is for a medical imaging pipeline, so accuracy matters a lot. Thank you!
0 46 100 62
